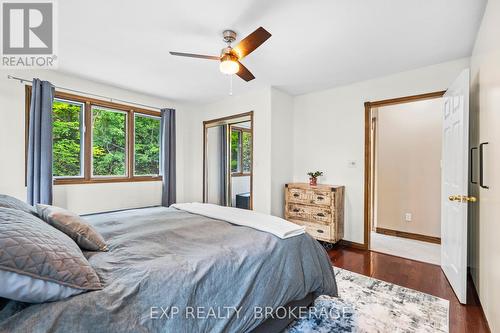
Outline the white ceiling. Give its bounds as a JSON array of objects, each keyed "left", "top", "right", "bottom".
[{"left": 57, "top": 0, "right": 486, "bottom": 103}]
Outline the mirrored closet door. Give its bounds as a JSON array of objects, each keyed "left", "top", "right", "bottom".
[{"left": 203, "top": 112, "right": 253, "bottom": 209}]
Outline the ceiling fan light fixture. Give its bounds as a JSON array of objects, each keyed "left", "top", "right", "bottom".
[
  {"left": 170, "top": 27, "right": 271, "bottom": 82},
  {"left": 219, "top": 53, "right": 239, "bottom": 75}
]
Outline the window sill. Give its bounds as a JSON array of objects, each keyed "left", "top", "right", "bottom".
[{"left": 54, "top": 176, "right": 162, "bottom": 185}]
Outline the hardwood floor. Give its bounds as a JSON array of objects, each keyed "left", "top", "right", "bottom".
[{"left": 328, "top": 245, "right": 490, "bottom": 333}]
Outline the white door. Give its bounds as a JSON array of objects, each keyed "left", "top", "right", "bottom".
[{"left": 441, "top": 69, "right": 470, "bottom": 304}]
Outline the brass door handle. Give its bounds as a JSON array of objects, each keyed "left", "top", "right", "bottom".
[
  {"left": 448, "top": 195, "right": 477, "bottom": 203},
  {"left": 463, "top": 196, "right": 477, "bottom": 202}
]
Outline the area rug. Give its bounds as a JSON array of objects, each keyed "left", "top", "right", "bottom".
[{"left": 285, "top": 267, "right": 449, "bottom": 333}]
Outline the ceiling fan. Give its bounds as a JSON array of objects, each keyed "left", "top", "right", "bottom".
[{"left": 169, "top": 27, "right": 271, "bottom": 82}]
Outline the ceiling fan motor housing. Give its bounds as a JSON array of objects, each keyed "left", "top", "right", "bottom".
[{"left": 222, "top": 30, "right": 237, "bottom": 44}]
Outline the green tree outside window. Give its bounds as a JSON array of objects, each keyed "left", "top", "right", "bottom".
[
  {"left": 52, "top": 99, "right": 83, "bottom": 177},
  {"left": 50, "top": 99, "right": 162, "bottom": 179},
  {"left": 230, "top": 128, "right": 252, "bottom": 175},
  {"left": 92, "top": 108, "right": 126, "bottom": 176},
  {"left": 134, "top": 115, "right": 160, "bottom": 175}
]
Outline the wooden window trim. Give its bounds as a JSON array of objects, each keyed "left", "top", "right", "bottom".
[
  {"left": 25, "top": 86, "right": 163, "bottom": 185},
  {"left": 133, "top": 113, "right": 162, "bottom": 177}
]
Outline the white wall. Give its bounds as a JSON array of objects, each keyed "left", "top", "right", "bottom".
[
  {"left": 0, "top": 69, "right": 182, "bottom": 214},
  {"left": 292, "top": 58, "right": 470, "bottom": 243},
  {"left": 53, "top": 182, "right": 163, "bottom": 214},
  {"left": 376, "top": 99, "right": 442, "bottom": 237},
  {"left": 181, "top": 86, "right": 273, "bottom": 214},
  {"left": 270, "top": 88, "right": 294, "bottom": 217},
  {"left": 469, "top": 0, "right": 500, "bottom": 330}
]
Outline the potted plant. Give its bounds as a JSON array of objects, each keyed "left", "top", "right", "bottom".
[{"left": 307, "top": 171, "right": 323, "bottom": 186}]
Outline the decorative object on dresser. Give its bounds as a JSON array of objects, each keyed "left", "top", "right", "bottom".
[
  {"left": 285, "top": 183, "right": 344, "bottom": 244},
  {"left": 306, "top": 171, "right": 323, "bottom": 186}
]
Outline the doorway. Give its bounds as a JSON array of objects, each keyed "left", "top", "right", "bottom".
[
  {"left": 365, "top": 91, "right": 445, "bottom": 264},
  {"left": 203, "top": 112, "right": 253, "bottom": 209}
]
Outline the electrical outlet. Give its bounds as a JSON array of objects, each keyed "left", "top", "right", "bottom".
[{"left": 404, "top": 213, "right": 412, "bottom": 222}]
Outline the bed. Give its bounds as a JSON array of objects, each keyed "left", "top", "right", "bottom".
[{"left": 0, "top": 206, "right": 337, "bottom": 332}]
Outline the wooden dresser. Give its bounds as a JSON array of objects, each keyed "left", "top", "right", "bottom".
[{"left": 284, "top": 183, "right": 344, "bottom": 244}]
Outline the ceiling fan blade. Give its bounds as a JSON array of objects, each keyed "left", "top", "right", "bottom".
[
  {"left": 233, "top": 27, "right": 271, "bottom": 59},
  {"left": 236, "top": 61, "right": 255, "bottom": 82},
  {"left": 169, "top": 52, "right": 220, "bottom": 60}
]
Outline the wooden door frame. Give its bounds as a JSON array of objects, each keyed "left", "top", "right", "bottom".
[
  {"left": 202, "top": 111, "right": 254, "bottom": 209},
  {"left": 363, "top": 91, "right": 446, "bottom": 249}
]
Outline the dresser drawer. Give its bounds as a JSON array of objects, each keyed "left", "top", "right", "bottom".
[
  {"left": 310, "top": 191, "right": 332, "bottom": 206},
  {"left": 286, "top": 204, "right": 332, "bottom": 224},
  {"left": 287, "top": 188, "right": 310, "bottom": 204},
  {"left": 287, "top": 188, "right": 332, "bottom": 206},
  {"left": 310, "top": 206, "right": 333, "bottom": 224},
  {"left": 287, "top": 203, "right": 310, "bottom": 220},
  {"left": 305, "top": 223, "right": 331, "bottom": 240}
]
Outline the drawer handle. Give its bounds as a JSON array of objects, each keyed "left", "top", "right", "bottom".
[
  {"left": 293, "top": 193, "right": 300, "bottom": 198},
  {"left": 316, "top": 229, "right": 324, "bottom": 233},
  {"left": 316, "top": 196, "right": 324, "bottom": 200},
  {"left": 316, "top": 213, "right": 325, "bottom": 217},
  {"left": 292, "top": 208, "right": 300, "bottom": 212}
]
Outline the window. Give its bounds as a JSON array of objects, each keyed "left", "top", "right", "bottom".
[
  {"left": 25, "top": 87, "right": 163, "bottom": 184},
  {"left": 241, "top": 131, "right": 252, "bottom": 173},
  {"left": 92, "top": 107, "right": 127, "bottom": 177},
  {"left": 230, "top": 130, "right": 241, "bottom": 173},
  {"left": 230, "top": 127, "right": 252, "bottom": 176},
  {"left": 52, "top": 99, "right": 84, "bottom": 177},
  {"left": 134, "top": 114, "right": 160, "bottom": 176}
]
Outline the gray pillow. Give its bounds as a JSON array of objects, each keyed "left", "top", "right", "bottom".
[
  {"left": 36, "top": 205, "right": 108, "bottom": 252},
  {"left": 0, "top": 194, "right": 37, "bottom": 216},
  {"left": 0, "top": 208, "right": 102, "bottom": 303}
]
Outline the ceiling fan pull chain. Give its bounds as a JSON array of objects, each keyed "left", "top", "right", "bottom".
[{"left": 229, "top": 74, "right": 233, "bottom": 96}]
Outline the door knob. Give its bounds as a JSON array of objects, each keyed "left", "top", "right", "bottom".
[
  {"left": 462, "top": 196, "right": 477, "bottom": 203},
  {"left": 448, "top": 195, "right": 477, "bottom": 202}
]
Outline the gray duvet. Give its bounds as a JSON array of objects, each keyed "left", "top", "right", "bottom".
[{"left": 0, "top": 207, "right": 337, "bottom": 333}]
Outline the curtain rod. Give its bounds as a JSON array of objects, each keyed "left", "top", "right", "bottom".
[{"left": 7, "top": 75, "right": 164, "bottom": 111}]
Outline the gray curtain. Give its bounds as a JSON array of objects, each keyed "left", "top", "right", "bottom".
[
  {"left": 220, "top": 125, "right": 228, "bottom": 206},
  {"left": 27, "top": 79, "right": 54, "bottom": 205},
  {"left": 160, "top": 108, "right": 176, "bottom": 206}
]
